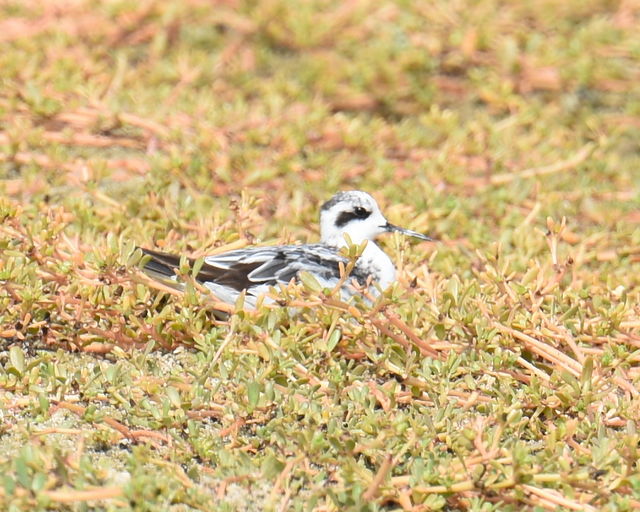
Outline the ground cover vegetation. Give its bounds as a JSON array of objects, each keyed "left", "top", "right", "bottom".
[{"left": 1, "top": 0, "right": 640, "bottom": 510}]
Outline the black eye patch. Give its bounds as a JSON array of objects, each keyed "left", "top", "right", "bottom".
[{"left": 335, "top": 207, "right": 371, "bottom": 227}]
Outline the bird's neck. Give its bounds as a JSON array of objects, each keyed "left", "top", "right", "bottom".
[{"left": 323, "top": 232, "right": 370, "bottom": 248}]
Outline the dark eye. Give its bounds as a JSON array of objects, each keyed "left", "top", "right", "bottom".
[{"left": 354, "top": 206, "right": 369, "bottom": 218}]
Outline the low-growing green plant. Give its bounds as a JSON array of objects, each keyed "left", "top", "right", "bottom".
[{"left": 1, "top": 0, "right": 639, "bottom": 510}]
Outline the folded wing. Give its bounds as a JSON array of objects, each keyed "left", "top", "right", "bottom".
[{"left": 140, "top": 245, "right": 350, "bottom": 293}]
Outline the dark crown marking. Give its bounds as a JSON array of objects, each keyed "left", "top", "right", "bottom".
[{"left": 321, "top": 192, "right": 351, "bottom": 212}]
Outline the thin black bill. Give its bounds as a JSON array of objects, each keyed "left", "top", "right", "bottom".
[{"left": 385, "top": 223, "right": 433, "bottom": 241}]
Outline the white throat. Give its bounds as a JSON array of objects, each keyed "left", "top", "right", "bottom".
[{"left": 322, "top": 231, "right": 370, "bottom": 248}]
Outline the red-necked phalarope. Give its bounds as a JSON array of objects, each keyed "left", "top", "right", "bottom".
[{"left": 140, "top": 191, "right": 431, "bottom": 308}]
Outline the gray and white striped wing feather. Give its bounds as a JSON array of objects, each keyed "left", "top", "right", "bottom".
[{"left": 201, "top": 245, "right": 357, "bottom": 306}]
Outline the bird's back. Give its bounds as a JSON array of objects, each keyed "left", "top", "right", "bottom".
[{"left": 139, "top": 244, "right": 376, "bottom": 306}]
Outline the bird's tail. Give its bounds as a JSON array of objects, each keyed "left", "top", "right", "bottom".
[
  {"left": 137, "top": 247, "right": 233, "bottom": 318},
  {"left": 138, "top": 247, "right": 187, "bottom": 287}
]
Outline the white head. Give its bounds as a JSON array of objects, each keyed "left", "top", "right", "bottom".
[{"left": 319, "top": 191, "right": 431, "bottom": 247}]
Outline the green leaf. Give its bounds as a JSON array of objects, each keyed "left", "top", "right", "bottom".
[
  {"left": 580, "top": 357, "right": 593, "bottom": 390},
  {"left": 191, "top": 257, "right": 205, "bottom": 278},
  {"left": 9, "top": 346, "right": 25, "bottom": 375},
  {"left": 38, "top": 394, "right": 50, "bottom": 414},
  {"left": 261, "top": 453, "right": 285, "bottom": 479},
  {"left": 247, "top": 381, "right": 260, "bottom": 411},
  {"left": 446, "top": 277, "right": 460, "bottom": 305},
  {"left": 31, "top": 472, "right": 46, "bottom": 492},
  {"left": 166, "top": 386, "right": 182, "bottom": 408},
  {"left": 298, "top": 271, "right": 322, "bottom": 292},
  {"left": 15, "top": 456, "right": 30, "bottom": 488},
  {"left": 3, "top": 475, "right": 15, "bottom": 496},
  {"left": 326, "top": 328, "right": 341, "bottom": 352}
]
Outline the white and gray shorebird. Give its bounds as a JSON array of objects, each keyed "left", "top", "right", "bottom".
[{"left": 140, "top": 191, "right": 431, "bottom": 308}]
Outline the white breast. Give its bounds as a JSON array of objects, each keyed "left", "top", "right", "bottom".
[{"left": 357, "top": 242, "right": 396, "bottom": 290}]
